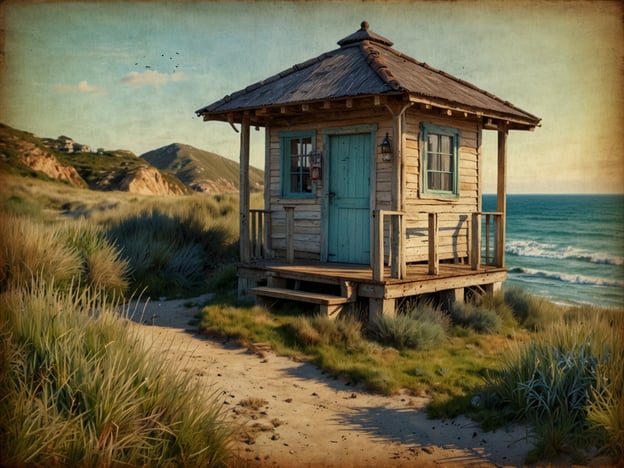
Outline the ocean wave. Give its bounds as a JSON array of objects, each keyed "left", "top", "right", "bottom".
[
  {"left": 510, "top": 267, "right": 624, "bottom": 288},
  {"left": 506, "top": 240, "right": 624, "bottom": 266}
]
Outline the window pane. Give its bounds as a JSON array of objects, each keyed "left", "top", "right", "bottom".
[
  {"left": 428, "top": 135, "right": 438, "bottom": 153},
  {"left": 440, "top": 154, "right": 451, "bottom": 172},
  {"left": 290, "top": 139, "right": 299, "bottom": 156},
  {"left": 424, "top": 129, "right": 456, "bottom": 193},
  {"left": 300, "top": 137, "right": 312, "bottom": 155},
  {"left": 440, "top": 135, "right": 451, "bottom": 154},
  {"left": 285, "top": 135, "right": 313, "bottom": 194}
]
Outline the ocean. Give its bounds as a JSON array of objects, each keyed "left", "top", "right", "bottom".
[{"left": 482, "top": 194, "right": 624, "bottom": 308}]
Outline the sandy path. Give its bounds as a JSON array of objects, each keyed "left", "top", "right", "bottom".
[{"left": 126, "top": 296, "right": 533, "bottom": 467}]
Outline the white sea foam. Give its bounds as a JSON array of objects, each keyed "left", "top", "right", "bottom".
[
  {"left": 506, "top": 240, "right": 624, "bottom": 266},
  {"left": 511, "top": 267, "right": 624, "bottom": 288}
]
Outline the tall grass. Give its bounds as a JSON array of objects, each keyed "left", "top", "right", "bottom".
[
  {"left": 65, "top": 220, "right": 130, "bottom": 297},
  {"left": 368, "top": 300, "right": 448, "bottom": 351},
  {"left": 481, "top": 311, "right": 624, "bottom": 461},
  {"left": 0, "top": 279, "right": 234, "bottom": 466},
  {"left": 0, "top": 213, "right": 82, "bottom": 292},
  {"left": 504, "top": 286, "right": 562, "bottom": 331},
  {"left": 0, "top": 214, "right": 129, "bottom": 297},
  {"left": 448, "top": 301, "right": 502, "bottom": 334},
  {"left": 1, "top": 176, "right": 250, "bottom": 298}
]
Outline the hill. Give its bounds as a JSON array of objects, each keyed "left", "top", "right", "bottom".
[
  {"left": 140, "top": 143, "right": 264, "bottom": 193},
  {"left": 0, "top": 123, "right": 188, "bottom": 196},
  {"left": 0, "top": 124, "right": 265, "bottom": 196}
]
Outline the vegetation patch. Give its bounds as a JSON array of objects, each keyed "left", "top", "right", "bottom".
[
  {"left": 0, "top": 279, "right": 234, "bottom": 466},
  {"left": 478, "top": 310, "right": 624, "bottom": 462},
  {"left": 199, "top": 290, "right": 624, "bottom": 463}
]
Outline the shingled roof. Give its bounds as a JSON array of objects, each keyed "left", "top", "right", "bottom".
[{"left": 196, "top": 21, "right": 540, "bottom": 129}]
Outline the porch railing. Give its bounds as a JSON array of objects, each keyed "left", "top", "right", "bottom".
[
  {"left": 245, "top": 208, "right": 504, "bottom": 275},
  {"left": 372, "top": 210, "right": 504, "bottom": 281},
  {"left": 372, "top": 210, "right": 405, "bottom": 281},
  {"left": 248, "top": 209, "right": 271, "bottom": 260},
  {"left": 471, "top": 211, "right": 504, "bottom": 268}
]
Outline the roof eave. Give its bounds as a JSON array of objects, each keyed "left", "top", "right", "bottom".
[
  {"left": 408, "top": 95, "right": 541, "bottom": 131},
  {"left": 196, "top": 91, "right": 406, "bottom": 124}
]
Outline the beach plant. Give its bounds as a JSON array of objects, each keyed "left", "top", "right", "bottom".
[
  {"left": 290, "top": 314, "right": 364, "bottom": 349},
  {"left": 480, "top": 313, "right": 623, "bottom": 461},
  {"left": 105, "top": 207, "right": 236, "bottom": 296},
  {"left": 64, "top": 220, "right": 130, "bottom": 297},
  {"left": 0, "top": 213, "right": 82, "bottom": 292},
  {"left": 473, "top": 289, "right": 516, "bottom": 327},
  {"left": 448, "top": 301, "right": 502, "bottom": 334},
  {"left": 368, "top": 311, "right": 446, "bottom": 351},
  {"left": 0, "top": 278, "right": 234, "bottom": 466},
  {"left": 503, "top": 286, "right": 561, "bottom": 330}
]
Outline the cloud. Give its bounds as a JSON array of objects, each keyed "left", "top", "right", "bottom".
[
  {"left": 55, "top": 80, "right": 106, "bottom": 95},
  {"left": 121, "top": 70, "right": 186, "bottom": 88}
]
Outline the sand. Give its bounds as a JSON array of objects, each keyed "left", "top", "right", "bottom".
[{"left": 126, "top": 295, "right": 535, "bottom": 467}]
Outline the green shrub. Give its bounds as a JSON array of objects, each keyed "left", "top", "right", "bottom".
[
  {"left": 0, "top": 279, "right": 233, "bottom": 466},
  {"left": 207, "top": 264, "right": 238, "bottom": 294},
  {"left": 368, "top": 313, "right": 445, "bottom": 350},
  {"left": 403, "top": 298, "right": 451, "bottom": 330},
  {"left": 504, "top": 287, "right": 561, "bottom": 331},
  {"left": 474, "top": 290, "right": 516, "bottom": 327},
  {"left": 106, "top": 209, "right": 235, "bottom": 296},
  {"left": 290, "top": 314, "right": 364, "bottom": 348},
  {"left": 449, "top": 302, "right": 502, "bottom": 334}
]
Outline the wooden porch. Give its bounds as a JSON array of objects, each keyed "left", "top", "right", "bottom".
[
  {"left": 240, "top": 208, "right": 507, "bottom": 318},
  {"left": 240, "top": 259, "right": 507, "bottom": 319}
]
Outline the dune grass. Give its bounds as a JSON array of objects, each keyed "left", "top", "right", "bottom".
[
  {"left": 479, "top": 308, "right": 624, "bottom": 462},
  {"left": 1, "top": 174, "right": 263, "bottom": 298},
  {"left": 0, "top": 279, "right": 234, "bottom": 467}
]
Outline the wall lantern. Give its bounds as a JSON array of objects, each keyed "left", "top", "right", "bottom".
[
  {"left": 379, "top": 132, "right": 392, "bottom": 161},
  {"left": 309, "top": 151, "right": 322, "bottom": 181}
]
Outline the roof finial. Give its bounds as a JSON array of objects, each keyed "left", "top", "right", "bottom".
[{"left": 337, "top": 21, "right": 394, "bottom": 47}]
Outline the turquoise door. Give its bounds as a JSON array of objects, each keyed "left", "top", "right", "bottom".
[{"left": 327, "top": 133, "right": 371, "bottom": 264}]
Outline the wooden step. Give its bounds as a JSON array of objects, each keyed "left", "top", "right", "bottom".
[
  {"left": 250, "top": 287, "right": 349, "bottom": 305},
  {"left": 250, "top": 286, "right": 350, "bottom": 318}
]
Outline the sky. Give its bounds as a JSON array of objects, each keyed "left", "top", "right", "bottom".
[{"left": 1, "top": 0, "right": 622, "bottom": 194}]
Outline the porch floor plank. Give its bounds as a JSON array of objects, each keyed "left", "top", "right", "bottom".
[{"left": 241, "top": 260, "right": 506, "bottom": 285}]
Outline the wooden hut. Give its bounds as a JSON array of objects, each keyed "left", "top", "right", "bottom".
[{"left": 196, "top": 21, "right": 540, "bottom": 318}]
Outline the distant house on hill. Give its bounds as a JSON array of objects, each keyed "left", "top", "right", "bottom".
[
  {"left": 56, "top": 135, "right": 90, "bottom": 153},
  {"left": 195, "top": 21, "right": 540, "bottom": 318}
]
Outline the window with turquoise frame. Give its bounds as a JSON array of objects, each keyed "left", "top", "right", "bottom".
[
  {"left": 421, "top": 123, "right": 460, "bottom": 196},
  {"left": 280, "top": 130, "right": 316, "bottom": 197}
]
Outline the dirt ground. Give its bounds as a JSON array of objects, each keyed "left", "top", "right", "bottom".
[{"left": 126, "top": 295, "right": 537, "bottom": 467}]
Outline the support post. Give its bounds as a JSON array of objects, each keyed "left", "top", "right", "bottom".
[
  {"left": 471, "top": 212, "right": 481, "bottom": 270},
  {"left": 285, "top": 206, "right": 295, "bottom": 263},
  {"left": 441, "top": 288, "right": 464, "bottom": 309},
  {"left": 385, "top": 100, "right": 412, "bottom": 279},
  {"left": 240, "top": 113, "right": 251, "bottom": 263},
  {"left": 368, "top": 297, "right": 396, "bottom": 322},
  {"left": 428, "top": 212, "right": 439, "bottom": 275},
  {"left": 372, "top": 210, "right": 384, "bottom": 281},
  {"left": 496, "top": 128, "right": 508, "bottom": 267},
  {"left": 263, "top": 126, "right": 272, "bottom": 258}
]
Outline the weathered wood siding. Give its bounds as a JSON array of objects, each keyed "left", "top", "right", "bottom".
[
  {"left": 267, "top": 109, "right": 387, "bottom": 259},
  {"left": 265, "top": 107, "right": 481, "bottom": 263},
  {"left": 403, "top": 110, "right": 481, "bottom": 263}
]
